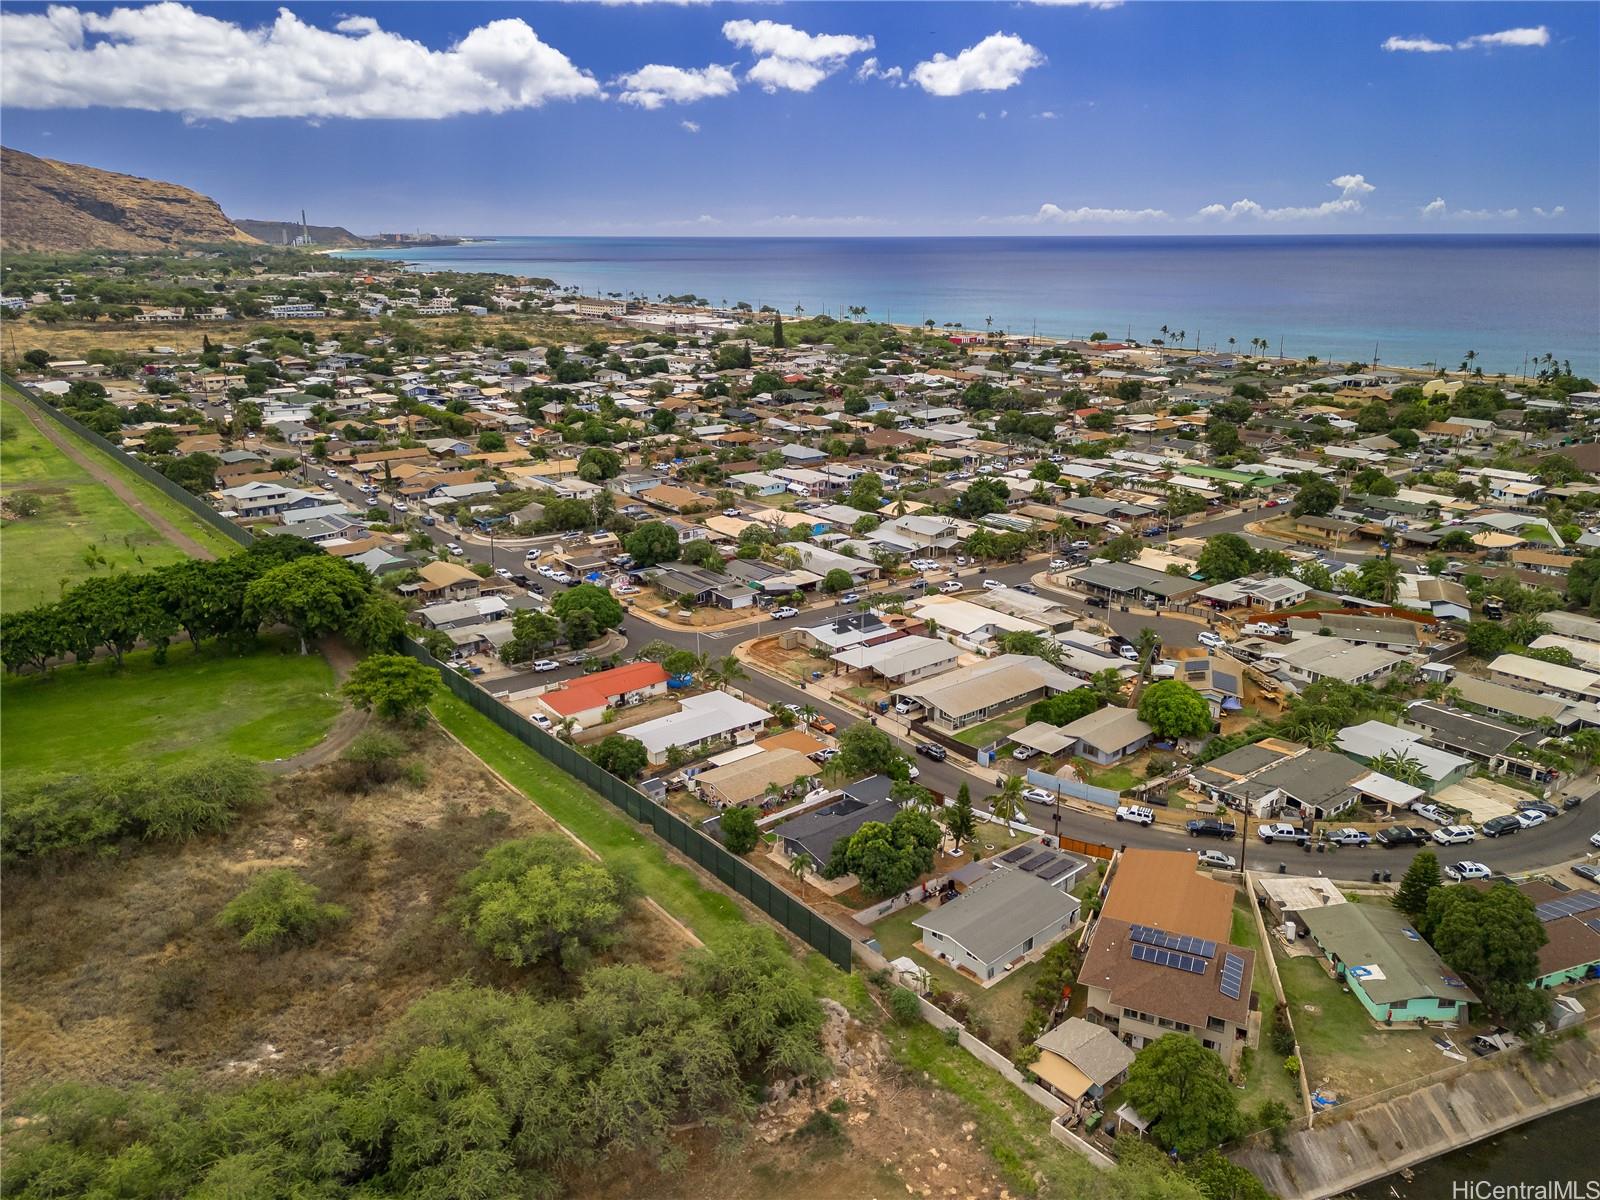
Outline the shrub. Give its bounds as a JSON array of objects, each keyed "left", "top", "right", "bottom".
[
  {"left": 720, "top": 805, "right": 759, "bottom": 854},
  {"left": 1269, "top": 1004, "right": 1297, "bottom": 1057},
  {"left": 329, "top": 729, "right": 410, "bottom": 793},
  {"left": 889, "top": 986, "right": 921, "bottom": 1025},
  {"left": 453, "top": 835, "right": 634, "bottom": 972},
  {"left": 2, "top": 754, "right": 264, "bottom": 864},
  {"left": 217, "top": 869, "right": 348, "bottom": 952}
]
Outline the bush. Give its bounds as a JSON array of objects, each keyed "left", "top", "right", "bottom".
[
  {"left": 2, "top": 754, "right": 264, "bottom": 864},
  {"left": 329, "top": 729, "right": 411, "bottom": 793},
  {"left": 453, "top": 835, "right": 635, "bottom": 972},
  {"left": 720, "top": 805, "right": 759, "bottom": 854},
  {"left": 1269, "top": 1004, "right": 1297, "bottom": 1057},
  {"left": 889, "top": 986, "right": 921, "bottom": 1025},
  {"left": 217, "top": 869, "right": 348, "bottom": 952}
]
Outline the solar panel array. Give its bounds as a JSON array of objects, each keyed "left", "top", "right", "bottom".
[
  {"left": 1219, "top": 952, "right": 1246, "bottom": 1001},
  {"left": 1020, "top": 852, "right": 1055, "bottom": 872},
  {"left": 1037, "top": 860, "right": 1073, "bottom": 883},
  {"left": 1129, "top": 923, "right": 1218, "bottom": 959},
  {"left": 1131, "top": 942, "right": 1207, "bottom": 974},
  {"left": 1534, "top": 891, "right": 1600, "bottom": 922},
  {"left": 1588, "top": 918, "right": 1600, "bottom": 936},
  {"left": 999, "top": 846, "right": 1034, "bottom": 865}
]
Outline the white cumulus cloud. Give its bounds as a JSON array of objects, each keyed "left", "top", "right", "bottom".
[
  {"left": 1383, "top": 35, "right": 1453, "bottom": 53},
  {"left": 1032, "top": 203, "right": 1169, "bottom": 224},
  {"left": 723, "top": 19, "right": 873, "bottom": 93},
  {"left": 1196, "top": 175, "right": 1374, "bottom": 222},
  {"left": 1420, "top": 197, "right": 1521, "bottom": 220},
  {"left": 856, "top": 56, "right": 903, "bottom": 83},
  {"left": 1384, "top": 25, "right": 1550, "bottom": 53},
  {"left": 0, "top": 3, "right": 600, "bottom": 119},
  {"left": 911, "top": 32, "right": 1045, "bottom": 96},
  {"left": 680, "top": 119, "right": 700, "bottom": 133},
  {"left": 1534, "top": 206, "right": 1567, "bottom": 219},
  {"left": 614, "top": 63, "right": 738, "bottom": 109},
  {"left": 1458, "top": 26, "right": 1550, "bottom": 48}
]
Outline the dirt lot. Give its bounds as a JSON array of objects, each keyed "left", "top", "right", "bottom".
[{"left": 0, "top": 728, "right": 686, "bottom": 1095}]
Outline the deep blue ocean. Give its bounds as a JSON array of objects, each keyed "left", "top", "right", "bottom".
[{"left": 338, "top": 235, "right": 1600, "bottom": 378}]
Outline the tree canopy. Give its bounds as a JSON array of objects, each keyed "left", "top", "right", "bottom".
[
  {"left": 1137, "top": 680, "right": 1212, "bottom": 740},
  {"left": 625, "top": 521, "right": 681, "bottom": 568},
  {"left": 1123, "top": 1033, "right": 1243, "bottom": 1156},
  {"left": 824, "top": 808, "right": 942, "bottom": 898},
  {"left": 342, "top": 653, "right": 441, "bottom": 723}
]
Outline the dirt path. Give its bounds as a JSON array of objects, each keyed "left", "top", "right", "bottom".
[
  {"left": 266, "top": 638, "right": 370, "bottom": 775},
  {"left": 13, "top": 395, "right": 216, "bottom": 561}
]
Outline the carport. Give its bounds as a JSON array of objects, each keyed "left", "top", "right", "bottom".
[{"left": 1008, "top": 721, "right": 1078, "bottom": 756}]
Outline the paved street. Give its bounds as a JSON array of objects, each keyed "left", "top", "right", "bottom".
[{"left": 297, "top": 466, "right": 1598, "bottom": 883}]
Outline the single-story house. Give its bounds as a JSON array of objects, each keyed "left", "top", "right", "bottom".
[
  {"left": 913, "top": 868, "right": 1080, "bottom": 984},
  {"left": 1299, "top": 903, "right": 1478, "bottom": 1024},
  {"left": 1068, "top": 561, "right": 1205, "bottom": 607},
  {"left": 534, "top": 661, "right": 669, "bottom": 730},
  {"left": 400, "top": 559, "right": 483, "bottom": 602},
  {"left": 626, "top": 690, "right": 770, "bottom": 765},
  {"left": 1057, "top": 706, "right": 1154, "bottom": 765},
  {"left": 893, "top": 654, "right": 1080, "bottom": 733},
  {"left": 1334, "top": 721, "right": 1475, "bottom": 794},
  {"left": 695, "top": 748, "right": 817, "bottom": 809},
  {"left": 1031, "top": 1018, "right": 1135, "bottom": 1108},
  {"left": 777, "top": 774, "right": 899, "bottom": 866},
  {"left": 830, "top": 635, "right": 961, "bottom": 685},
  {"left": 414, "top": 595, "right": 509, "bottom": 630}
]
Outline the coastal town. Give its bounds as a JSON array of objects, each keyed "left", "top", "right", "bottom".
[{"left": 4, "top": 239, "right": 1600, "bottom": 1199}]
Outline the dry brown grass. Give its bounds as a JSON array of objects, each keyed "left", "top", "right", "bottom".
[{"left": 0, "top": 727, "right": 683, "bottom": 1096}]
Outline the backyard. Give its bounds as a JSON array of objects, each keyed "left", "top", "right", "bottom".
[
  {"left": 0, "top": 390, "right": 237, "bottom": 611},
  {"left": 870, "top": 901, "right": 1041, "bottom": 1049},
  {"left": 1229, "top": 903, "right": 1304, "bottom": 1120},
  {"left": 1276, "top": 947, "right": 1453, "bottom": 1098},
  {"left": 2, "top": 636, "right": 342, "bottom": 774},
  {"left": 953, "top": 704, "right": 1033, "bottom": 749}
]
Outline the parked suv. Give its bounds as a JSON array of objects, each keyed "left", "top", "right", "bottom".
[
  {"left": 1481, "top": 814, "right": 1524, "bottom": 838},
  {"left": 914, "top": 743, "right": 946, "bottom": 762},
  {"left": 1116, "top": 805, "right": 1155, "bottom": 826},
  {"left": 1187, "top": 818, "right": 1237, "bottom": 840}
]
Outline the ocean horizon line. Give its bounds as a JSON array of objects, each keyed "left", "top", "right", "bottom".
[{"left": 355, "top": 231, "right": 1600, "bottom": 244}]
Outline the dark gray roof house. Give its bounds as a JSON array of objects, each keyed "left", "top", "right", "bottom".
[{"left": 778, "top": 775, "right": 898, "bottom": 866}]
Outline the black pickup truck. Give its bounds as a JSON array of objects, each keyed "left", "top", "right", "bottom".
[
  {"left": 1186, "top": 818, "right": 1238, "bottom": 840},
  {"left": 1376, "top": 825, "right": 1432, "bottom": 847}
]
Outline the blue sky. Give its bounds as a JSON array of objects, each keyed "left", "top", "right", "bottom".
[{"left": 1, "top": 1, "right": 1594, "bottom": 235}]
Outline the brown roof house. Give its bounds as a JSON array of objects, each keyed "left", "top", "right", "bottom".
[{"left": 1079, "top": 850, "right": 1256, "bottom": 1067}]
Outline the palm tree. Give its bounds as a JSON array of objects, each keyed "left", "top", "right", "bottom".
[
  {"left": 714, "top": 653, "right": 748, "bottom": 693},
  {"left": 799, "top": 703, "right": 819, "bottom": 729},
  {"left": 1372, "top": 749, "right": 1425, "bottom": 788},
  {"left": 790, "top": 852, "right": 814, "bottom": 881},
  {"left": 990, "top": 775, "right": 1025, "bottom": 829},
  {"left": 1300, "top": 721, "right": 1337, "bottom": 750},
  {"left": 1129, "top": 628, "right": 1162, "bottom": 704},
  {"left": 556, "top": 717, "right": 578, "bottom": 744}
]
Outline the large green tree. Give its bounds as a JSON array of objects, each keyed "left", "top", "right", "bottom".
[
  {"left": 1137, "top": 680, "right": 1213, "bottom": 741},
  {"left": 835, "top": 723, "right": 901, "bottom": 780},
  {"left": 720, "top": 805, "right": 759, "bottom": 854},
  {"left": 552, "top": 583, "right": 624, "bottom": 633},
  {"left": 625, "top": 521, "right": 681, "bottom": 568},
  {"left": 1393, "top": 850, "right": 1441, "bottom": 920},
  {"left": 342, "top": 653, "right": 440, "bottom": 723},
  {"left": 589, "top": 733, "right": 648, "bottom": 780},
  {"left": 1424, "top": 883, "right": 1550, "bottom": 1033},
  {"left": 244, "top": 554, "right": 371, "bottom": 654},
  {"left": 1196, "top": 533, "right": 1256, "bottom": 583},
  {"left": 1291, "top": 478, "right": 1340, "bottom": 518},
  {"left": 1122, "top": 1033, "right": 1243, "bottom": 1156},
  {"left": 826, "top": 809, "right": 942, "bottom": 898}
]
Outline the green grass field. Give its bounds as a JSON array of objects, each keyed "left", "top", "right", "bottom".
[
  {"left": 2, "top": 637, "right": 340, "bottom": 774},
  {"left": 953, "top": 705, "right": 1033, "bottom": 748},
  {"left": 0, "top": 389, "right": 236, "bottom": 612}
]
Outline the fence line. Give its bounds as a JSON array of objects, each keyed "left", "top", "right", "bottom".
[
  {"left": 8, "top": 375, "right": 853, "bottom": 972},
  {"left": 6, "top": 374, "right": 254, "bottom": 549}
]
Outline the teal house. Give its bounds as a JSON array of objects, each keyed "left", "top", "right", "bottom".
[{"left": 1300, "top": 904, "right": 1478, "bottom": 1024}]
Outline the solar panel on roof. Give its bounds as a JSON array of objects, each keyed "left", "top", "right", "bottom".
[
  {"left": 999, "top": 846, "right": 1033, "bottom": 865},
  {"left": 1131, "top": 942, "right": 1207, "bottom": 974},
  {"left": 1535, "top": 891, "right": 1600, "bottom": 921},
  {"left": 1037, "top": 861, "right": 1072, "bottom": 883},
  {"left": 1129, "top": 924, "right": 1217, "bottom": 958},
  {"left": 1587, "top": 918, "right": 1600, "bottom": 936},
  {"left": 1020, "top": 852, "right": 1055, "bottom": 873},
  {"left": 1219, "top": 952, "right": 1246, "bottom": 1001}
]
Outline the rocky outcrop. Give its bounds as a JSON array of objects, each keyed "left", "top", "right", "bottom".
[{"left": 1, "top": 147, "right": 260, "bottom": 253}]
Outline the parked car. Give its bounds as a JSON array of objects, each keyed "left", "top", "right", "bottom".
[
  {"left": 1241, "top": 622, "right": 1283, "bottom": 637},
  {"left": 908, "top": 558, "right": 936, "bottom": 571},
  {"left": 810, "top": 747, "right": 840, "bottom": 763},
  {"left": 982, "top": 579, "right": 1006, "bottom": 591},
  {"left": 1187, "top": 818, "right": 1237, "bottom": 840},
  {"left": 1118, "top": 645, "right": 1140, "bottom": 662},
  {"left": 915, "top": 743, "right": 946, "bottom": 761},
  {"left": 1011, "top": 745, "right": 1041, "bottom": 761},
  {"left": 1086, "top": 596, "right": 1109, "bottom": 608},
  {"left": 1015, "top": 583, "right": 1039, "bottom": 595},
  {"left": 1432, "top": 824, "right": 1477, "bottom": 845},
  {"left": 1515, "top": 809, "right": 1549, "bottom": 829},
  {"left": 1376, "top": 825, "right": 1431, "bottom": 847},
  {"left": 839, "top": 592, "right": 860, "bottom": 605},
  {"left": 894, "top": 698, "right": 916, "bottom": 715},
  {"left": 1050, "top": 559, "right": 1073, "bottom": 570},
  {"left": 530, "top": 713, "right": 552, "bottom": 730},
  {"left": 1411, "top": 803, "right": 1453, "bottom": 825},
  {"left": 721, "top": 508, "right": 741, "bottom": 517},
  {"left": 939, "top": 580, "right": 964, "bottom": 594},
  {"left": 1572, "top": 863, "right": 1600, "bottom": 884},
  {"left": 1326, "top": 828, "right": 1371, "bottom": 847},
  {"left": 1070, "top": 540, "right": 1091, "bottom": 551},
  {"left": 1116, "top": 805, "right": 1155, "bottom": 826},
  {"left": 809, "top": 715, "right": 837, "bottom": 735},
  {"left": 1197, "top": 631, "right": 1226, "bottom": 650},
  {"left": 446, "top": 543, "right": 463, "bottom": 555},
  {"left": 1023, "top": 787, "right": 1054, "bottom": 804},
  {"left": 1482, "top": 814, "right": 1523, "bottom": 838},
  {"left": 1592, "top": 830, "right": 1600, "bottom": 848},
  {"left": 1196, "top": 849, "right": 1238, "bottom": 870},
  {"left": 1445, "top": 860, "right": 1493, "bottom": 882},
  {"left": 531, "top": 659, "right": 560, "bottom": 672},
  {"left": 1258, "top": 822, "right": 1309, "bottom": 845},
  {"left": 1515, "top": 800, "right": 1559, "bottom": 818},
  {"left": 771, "top": 606, "right": 799, "bottom": 619}
]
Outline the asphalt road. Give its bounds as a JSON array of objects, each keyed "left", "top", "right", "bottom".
[{"left": 293, "top": 466, "right": 1598, "bottom": 882}]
